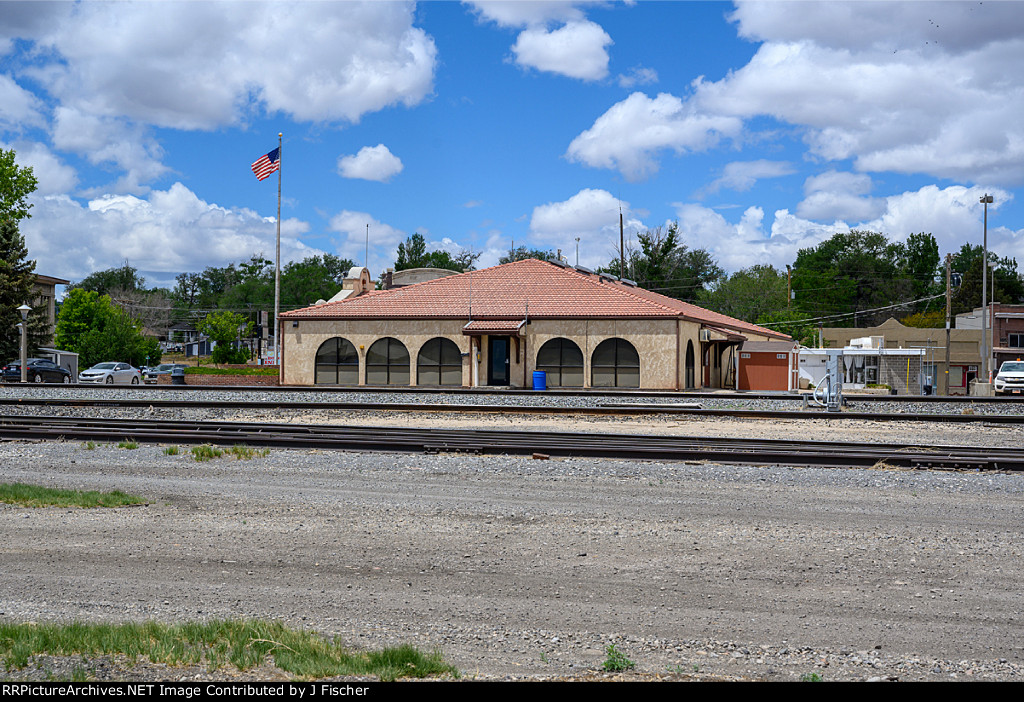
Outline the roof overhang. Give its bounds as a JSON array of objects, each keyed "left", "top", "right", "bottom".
[
  {"left": 462, "top": 319, "right": 526, "bottom": 336},
  {"left": 702, "top": 324, "right": 746, "bottom": 343}
]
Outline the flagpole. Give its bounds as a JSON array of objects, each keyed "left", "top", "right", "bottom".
[{"left": 274, "top": 132, "right": 282, "bottom": 371}]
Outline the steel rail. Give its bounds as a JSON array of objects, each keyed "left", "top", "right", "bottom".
[
  {"left": 0, "top": 414, "right": 1018, "bottom": 471},
  {"left": 5, "top": 382, "right": 1024, "bottom": 403},
  {"left": 1, "top": 396, "right": 1023, "bottom": 424}
]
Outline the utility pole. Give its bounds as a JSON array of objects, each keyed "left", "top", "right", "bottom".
[
  {"left": 944, "top": 253, "right": 952, "bottom": 396},
  {"left": 981, "top": 193, "right": 993, "bottom": 384}
]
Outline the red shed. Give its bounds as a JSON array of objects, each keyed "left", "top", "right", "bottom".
[{"left": 738, "top": 341, "right": 799, "bottom": 392}]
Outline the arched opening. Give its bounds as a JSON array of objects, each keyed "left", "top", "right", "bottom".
[
  {"left": 536, "top": 338, "right": 584, "bottom": 387},
  {"left": 591, "top": 338, "right": 640, "bottom": 388},
  {"left": 685, "top": 340, "right": 695, "bottom": 389},
  {"left": 365, "top": 337, "right": 410, "bottom": 385},
  {"left": 417, "top": 337, "right": 463, "bottom": 386},
  {"left": 315, "top": 337, "right": 359, "bottom": 385}
]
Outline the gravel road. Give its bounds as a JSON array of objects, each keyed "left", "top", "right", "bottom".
[{"left": 2, "top": 396, "right": 1024, "bottom": 682}]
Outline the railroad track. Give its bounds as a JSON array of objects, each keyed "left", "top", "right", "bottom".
[
  {"left": 0, "top": 414, "right": 1018, "bottom": 471},
  {"left": 2, "top": 396, "right": 1024, "bottom": 423}
]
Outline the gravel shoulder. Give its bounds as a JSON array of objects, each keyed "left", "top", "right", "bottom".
[{"left": 2, "top": 403, "right": 1024, "bottom": 682}]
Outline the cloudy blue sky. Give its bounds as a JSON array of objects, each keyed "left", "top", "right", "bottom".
[{"left": 2, "top": 0, "right": 1023, "bottom": 292}]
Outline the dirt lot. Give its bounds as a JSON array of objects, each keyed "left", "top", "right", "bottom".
[{"left": 1, "top": 412, "right": 1023, "bottom": 681}]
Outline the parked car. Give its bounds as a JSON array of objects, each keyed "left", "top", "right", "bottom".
[
  {"left": 78, "top": 362, "right": 142, "bottom": 385},
  {"left": 142, "top": 363, "right": 186, "bottom": 384},
  {"left": 994, "top": 361, "right": 1024, "bottom": 395},
  {"left": 1, "top": 358, "right": 73, "bottom": 384}
]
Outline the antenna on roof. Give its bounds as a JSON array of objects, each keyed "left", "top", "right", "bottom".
[
  {"left": 365, "top": 223, "right": 369, "bottom": 268},
  {"left": 619, "top": 202, "right": 625, "bottom": 279}
]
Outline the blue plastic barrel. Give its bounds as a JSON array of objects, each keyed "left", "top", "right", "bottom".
[{"left": 532, "top": 370, "right": 547, "bottom": 391}]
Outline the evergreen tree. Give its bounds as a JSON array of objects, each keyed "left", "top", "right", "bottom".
[{"left": 0, "top": 219, "right": 47, "bottom": 362}]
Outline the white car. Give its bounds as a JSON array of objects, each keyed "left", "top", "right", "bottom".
[
  {"left": 994, "top": 361, "right": 1024, "bottom": 396},
  {"left": 78, "top": 362, "right": 142, "bottom": 385}
]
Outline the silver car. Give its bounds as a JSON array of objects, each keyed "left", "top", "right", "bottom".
[{"left": 78, "top": 362, "right": 142, "bottom": 385}]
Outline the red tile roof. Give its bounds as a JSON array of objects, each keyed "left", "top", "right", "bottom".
[{"left": 283, "top": 259, "right": 789, "bottom": 340}]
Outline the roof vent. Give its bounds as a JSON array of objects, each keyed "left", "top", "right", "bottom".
[
  {"left": 599, "top": 273, "right": 619, "bottom": 282},
  {"left": 574, "top": 265, "right": 593, "bottom": 274},
  {"left": 547, "top": 258, "right": 568, "bottom": 268},
  {"left": 620, "top": 277, "right": 637, "bottom": 287}
]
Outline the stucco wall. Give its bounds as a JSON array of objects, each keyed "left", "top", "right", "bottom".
[
  {"left": 283, "top": 317, "right": 687, "bottom": 389},
  {"left": 282, "top": 319, "right": 473, "bottom": 386}
]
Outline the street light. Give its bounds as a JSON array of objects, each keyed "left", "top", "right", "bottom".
[
  {"left": 980, "top": 194, "right": 994, "bottom": 384},
  {"left": 17, "top": 303, "right": 30, "bottom": 383}
]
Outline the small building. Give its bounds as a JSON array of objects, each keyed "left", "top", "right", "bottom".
[
  {"left": 956, "top": 304, "right": 1024, "bottom": 374},
  {"left": 279, "top": 258, "right": 791, "bottom": 389},
  {"left": 822, "top": 318, "right": 982, "bottom": 395},
  {"left": 33, "top": 273, "right": 69, "bottom": 345},
  {"left": 737, "top": 340, "right": 800, "bottom": 392},
  {"left": 800, "top": 336, "right": 928, "bottom": 394}
]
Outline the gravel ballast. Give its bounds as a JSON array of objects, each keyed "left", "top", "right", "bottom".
[{"left": 1, "top": 386, "right": 1023, "bottom": 681}]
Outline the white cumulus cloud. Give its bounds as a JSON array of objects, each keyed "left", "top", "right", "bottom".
[
  {"left": 329, "top": 210, "right": 407, "bottom": 274},
  {"left": 529, "top": 188, "right": 645, "bottom": 268},
  {"left": 512, "top": 20, "right": 612, "bottom": 81},
  {"left": 469, "top": 1, "right": 613, "bottom": 82},
  {"left": 338, "top": 145, "right": 404, "bottom": 182},
  {"left": 567, "top": 92, "right": 742, "bottom": 181},
  {"left": 796, "top": 171, "right": 884, "bottom": 222},
  {"left": 22, "top": 183, "right": 315, "bottom": 284},
  {"left": 700, "top": 160, "right": 796, "bottom": 197}
]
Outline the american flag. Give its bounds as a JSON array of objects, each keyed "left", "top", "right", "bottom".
[{"left": 251, "top": 147, "right": 280, "bottom": 181}]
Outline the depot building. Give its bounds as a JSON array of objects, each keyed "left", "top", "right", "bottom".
[{"left": 279, "top": 258, "right": 791, "bottom": 390}]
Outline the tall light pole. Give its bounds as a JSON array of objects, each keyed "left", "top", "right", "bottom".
[
  {"left": 17, "top": 303, "right": 30, "bottom": 383},
  {"left": 575, "top": 237, "right": 580, "bottom": 266},
  {"left": 980, "top": 194, "right": 993, "bottom": 383}
]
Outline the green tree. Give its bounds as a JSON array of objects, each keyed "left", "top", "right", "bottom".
[
  {"left": 197, "top": 310, "right": 253, "bottom": 364},
  {"left": 600, "top": 222, "right": 722, "bottom": 303},
  {"left": 394, "top": 233, "right": 469, "bottom": 272},
  {"left": 54, "top": 289, "right": 156, "bottom": 367},
  {"left": 950, "top": 243, "right": 1024, "bottom": 315},
  {"left": 901, "top": 310, "right": 946, "bottom": 328},
  {"left": 0, "top": 219, "right": 47, "bottom": 362},
  {"left": 71, "top": 263, "right": 146, "bottom": 295},
  {"left": 698, "top": 265, "right": 789, "bottom": 323},
  {"left": 755, "top": 309, "right": 817, "bottom": 347},
  {"left": 500, "top": 246, "right": 554, "bottom": 264},
  {"left": 0, "top": 148, "right": 38, "bottom": 225},
  {"left": 791, "top": 230, "right": 926, "bottom": 326},
  {"left": 280, "top": 254, "right": 355, "bottom": 308},
  {"left": 0, "top": 150, "right": 44, "bottom": 362}
]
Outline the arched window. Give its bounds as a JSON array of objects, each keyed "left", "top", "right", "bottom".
[
  {"left": 536, "top": 338, "right": 584, "bottom": 387},
  {"left": 591, "top": 338, "right": 640, "bottom": 388},
  {"left": 365, "top": 337, "right": 410, "bottom": 385},
  {"left": 417, "top": 337, "right": 463, "bottom": 386},
  {"left": 315, "top": 337, "right": 359, "bottom": 385}
]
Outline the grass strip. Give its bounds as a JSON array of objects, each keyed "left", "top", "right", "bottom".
[
  {"left": 0, "top": 620, "right": 457, "bottom": 681},
  {"left": 0, "top": 483, "right": 146, "bottom": 508}
]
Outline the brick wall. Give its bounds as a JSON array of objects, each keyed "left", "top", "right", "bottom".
[{"left": 157, "top": 371, "right": 280, "bottom": 386}]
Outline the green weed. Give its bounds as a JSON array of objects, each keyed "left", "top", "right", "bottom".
[
  {"left": 163, "top": 446, "right": 180, "bottom": 456},
  {"left": 0, "top": 483, "right": 146, "bottom": 508},
  {"left": 0, "top": 620, "right": 458, "bottom": 681},
  {"left": 191, "top": 445, "right": 224, "bottom": 462},
  {"left": 81, "top": 441, "right": 97, "bottom": 451},
  {"left": 117, "top": 440, "right": 139, "bottom": 450},
  {"left": 602, "top": 644, "right": 635, "bottom": 672},
  {"left": 801, "top": 672, "right": 823, "bottom": 682}
]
